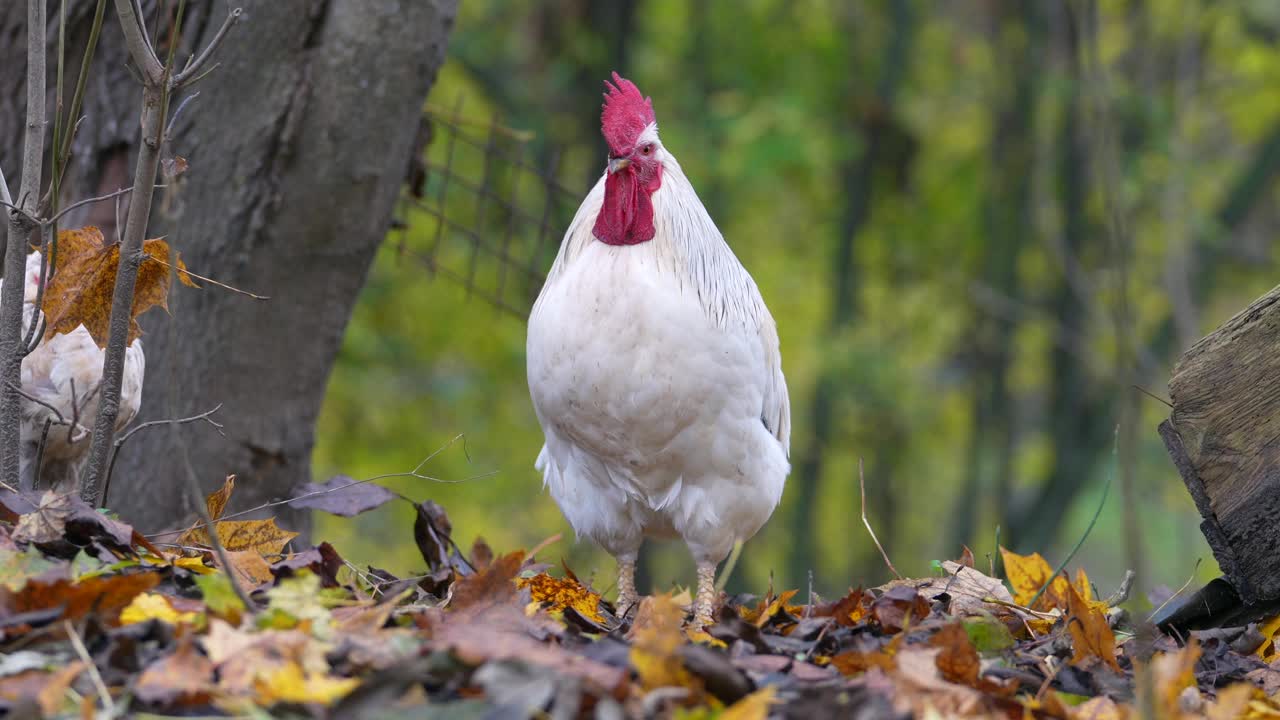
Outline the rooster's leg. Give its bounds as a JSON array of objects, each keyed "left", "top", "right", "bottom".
[
  {"left": 616, "top": 555, "right": 638, "bottom": 617},
  {"left": 693, "top": 561, "right": 717, "bottom": 627}
]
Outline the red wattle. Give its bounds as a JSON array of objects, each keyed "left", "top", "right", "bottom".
[{"left": 593, "top": 166, "right": 661, "bottom": 246}]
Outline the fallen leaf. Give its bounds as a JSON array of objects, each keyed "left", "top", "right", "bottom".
[
  {"left": 740, "top": 588, "right": 799, "bottom": 628},
  {"left": 630, "top": 594, "right": 698, "bottom": 692},
  {"left": 0, "top": 546, "right": 65, "bottom": 590},
  {"left": 173, "top": 555, "right": 214, "bottom": 575},
  {"left": 721, "top": 685, "right": 777, "bottom": 720},
  {"left": 12, "top": 491, "right": 77, "bottom": 544},
  {"left": 517, "top": 571, "right": 605, "bottom": 624},
  {"left": 196, "top": 573, "right": 246, "bottom": 624},
  {"left": 220, "top": 549, "right": 275, "bottom": 589},
  {"left": 181, "top": 517, "right": 298, "bottom": 556},
  {"left": 4, "top": 571, "right": 160, "bottom": 624},
  {"left": 252, "top": 661, "right": 359, "bottom": 706},
  {"left": 450, "top": 551, "right": 524, "bottom": 613},
  {"left": 931, "top": 622, "right": 980, "bottom": 686},
  {"left": 120, "top": 592, "right": 201, "bottom": 625},
  {"left": 1070, "top": 695, "right": 1124, "bottom": 720},
  {"left": 135, "top": 634, "right": 214, "bottom": 705},
  {"left": 1000, "top": 547, "right": 1069, "bottom": 612},
  {"left": 1066, "top": 581, "right": 1120, "bottom": 671},
  {"left": 872, "top": 585, "right": 931, "bottom": 633},
  {"left": 919, "top": 561, "right": 1018, "bottom": 618},
  {"left": 413, "top": 500, "right": 455, "bottom": 571},
  {"left": 287, "top": 476, "right": 397, "bottom": 517}
]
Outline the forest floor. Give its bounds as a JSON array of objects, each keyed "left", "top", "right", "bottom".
[{"left": 1, "top": 475, "right": 1278, "bottom": 719}]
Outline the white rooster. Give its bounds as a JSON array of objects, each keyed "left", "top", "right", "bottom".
[
  {"left": 3, "top": 251, "right": 145, "bottom": 493},
  {"left": 527, "top": 73, "right": 790, "bottom": 625}
]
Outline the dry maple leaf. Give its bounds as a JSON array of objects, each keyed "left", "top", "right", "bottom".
[
  {"left": 205, "top": 475, "right": 236, "bottom": 521},
  {"left": 1000, "top": 546, "right": 1070, "bottom": 612},
  {"left": 135, "top": 634, "right": 214, "bottom": 706},
  {"left": 180, "top": 518, "right": 298, "bottom": 556},
  {"left": 40, "top": 226, "right": 196, "bottom": 347},
  {"left": 449, "top": 550, "right": 525, "bottom": 613},
  {"left": 1066, "top": 581, "right": 1120, "bottom": 671},
  {"left": 516, "top": 571, "right": 605, "bottom": 623},
  {"left": 931, "top": 622, "right": 980, "bottom": 686}
]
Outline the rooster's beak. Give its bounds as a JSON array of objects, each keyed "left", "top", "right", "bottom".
[{"left": 608, "top": 157, "right": 631, "bottom": 174}]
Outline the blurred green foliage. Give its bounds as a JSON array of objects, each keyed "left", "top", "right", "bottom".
[{"left": 313, "top": 0, "right": 1280, "bottom": 603}]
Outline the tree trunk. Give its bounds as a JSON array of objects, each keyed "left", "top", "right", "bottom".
[{"left": 0, "top": 0, "right": 458, "bottom": 532}]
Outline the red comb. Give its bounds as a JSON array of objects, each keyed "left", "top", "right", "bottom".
[{"left": 601, "top": 72, "right": 655, "bottom": 155}]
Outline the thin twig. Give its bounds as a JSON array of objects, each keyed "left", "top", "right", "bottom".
[
  {"left": 0, "top": 200, "right": 39, "bottom": 226},
  {"left": 46, "top": 186, "right": 134, "bottom": 226},
  {"left": 174, "top": 7, "right": 242, "bottom": 87},
  {"left": 151, "top": 255, "right": 269, "bottom": 299},
  {"left": 63, "top": 620, "right": 114, "bottom": 714},
  {"left": 30, "top": 418, "right": 51, "bottom": 493},
  {"left": 859, "top": 457, "right": 902, "bottom": 579},
  {"left": 1132, "top": 384, "right": 1173, "bottom": 409},
  {"left": 1027, "top": 426, "right": 1118, "bottom": 610},
  {"left": 1147, "top": 559, "right": 1202, "bottom": 623},
  {"left": 101, "top": 404, "right": 224, "bottom": 507},
  {"left": 6, "top": 380, "right": 70, "bottom": 427},
  {"left": 146, "top": 435, "right": 491, "bottom": 539},
  {"left": 164, "top": 90, "right": 200, "bottom": 139}
]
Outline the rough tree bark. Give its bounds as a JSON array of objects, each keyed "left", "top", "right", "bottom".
[{"left": 0, "top": 0, "right": 458, "bottom": 532}]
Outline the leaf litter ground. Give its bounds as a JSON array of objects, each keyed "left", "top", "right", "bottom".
[{"left": 3, "top": 477, "right": 1280, "bottom": 719}]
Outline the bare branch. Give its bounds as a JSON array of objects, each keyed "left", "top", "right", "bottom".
[
  {"left": 101, "top": 404, "right": 224, "bottom": 506},
  {"left": 113, "top": 0, "right": 163, "bottom": 83},
  {"left": 46, "top": 186, "right": 133, "bottom": 226},
  {"left": 174, "top": 7, "right": 243, "bottom": 87}
]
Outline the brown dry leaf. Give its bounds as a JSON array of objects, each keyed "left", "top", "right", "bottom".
[
  {"left": 35, "top": 660, "right": 86, "bottom": 717},
  {"left": 135, "top": 634, "right": 214, "bottom": 705},
  {"left": 630, "top": 594, "right": 697, "bottom": 692},
  {"left": 931, "top": 622, "right": 980, "bottom": 686},
  {"left": 5, "top": 571, "right": 160, "bottom": 624},
  {"left": 205, "top": 475, "right": 235, "bottom": 521},
  {"left": 830, "top": 645, "right": 897, "bottom": 676},
  {"left": 740, "top": 588, "right": 799, "bottom": 628},
  {"left": 41, "top": 226, "right": 177, "bottom": 346},
  {"left": 819, "top": 587, "right": 873, "bottom": 626},
  {"left": 872, "top": 585, "right": 931, "bottom": 633},
  {"left": 219, "top": 549, "right": 276, "bottom": 589},
  {"left": 516, "top": 571, "right": 605, "bottom": 623},
  {"left": 181, "top": 518, "right": 298, "bottom": 556},
  {"left": 1000, "top": 546, "right": 1070, "bottom": 611},
  {"left": 450, "top": 550, "right": 525, "bottom": 613},
  {"left": 890, "top": 647, "right": 988, "bottom": 717},
  {"left": 919, "top": 561, "right": 1019, "bottom": 618},
  {"left": 1066, "top": 581, "right": 1120, "bottom": 671},
  {"left": 12, "top": 491, "right": 78, "bottom": 544}
]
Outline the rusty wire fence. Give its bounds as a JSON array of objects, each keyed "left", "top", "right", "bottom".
[{"left": 391, "top": 100, "right": 587, "bottom": 320}]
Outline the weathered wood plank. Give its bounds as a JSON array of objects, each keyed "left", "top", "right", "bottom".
[{"left": 1166, "top": 284, "right": 1280, "bottom": 604}]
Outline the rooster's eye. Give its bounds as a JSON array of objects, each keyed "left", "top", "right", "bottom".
[{"left": 641, "top": 144, "right": 653, "bottom": 155}]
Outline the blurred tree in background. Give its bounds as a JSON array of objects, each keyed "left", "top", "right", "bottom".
[{"left": 313, "top": 0, "right": 1280, "bottom": 604}]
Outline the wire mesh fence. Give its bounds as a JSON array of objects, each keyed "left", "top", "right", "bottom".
[{"left": 392, "top": 99, "right": 586, "bottom": 320}]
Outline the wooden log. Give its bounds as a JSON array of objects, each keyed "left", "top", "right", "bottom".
[{"left": 1163, "top": 284, "right": 1280, "bottom": 605}]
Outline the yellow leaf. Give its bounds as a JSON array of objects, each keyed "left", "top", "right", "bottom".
[
  {"left": 1066, "top": 582, "right": 1119, "bottom": 671},
  {"left": 630, "top": 595, "right": 697, "bottom": 693},
  {"left": 1000, "top": 546, "right": 1069, "bottom": 611},
  {"left": 721, "top": 686, "right": 777, "bottom": 720},
  {"left": 1258, "top": 615, "right": 1280, "bottom": 663},
  {"left": 740, "top": 588, "right": 799, "bottom": 628},
  {"left": 1151, "top": 639, "right": 1200, "bottom": 716},
  {"left": 120, "top": 592, "right": 201, "bottom": 625},
  {"left": 173, "top": 556, "right": 215, "bottom": 575},
  {"left": 516, "top": 571, "right": 605, "bottom": 623},
  {"left": 40, "top": 227, "right": 177, "bottom": 347},
  {"left": 180, "top": 518, "right": 298, "bottom": 556},
  {"left": 252, "top": 661, "right": 358, "bottom": 706}
]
